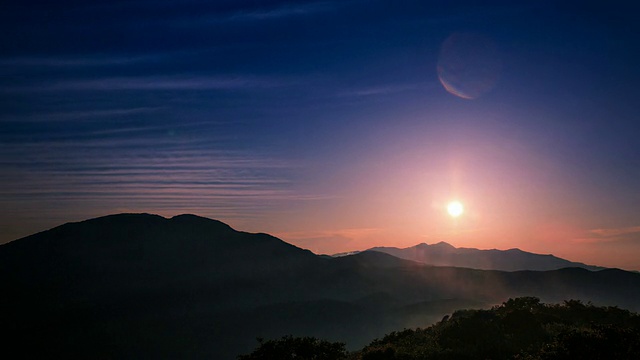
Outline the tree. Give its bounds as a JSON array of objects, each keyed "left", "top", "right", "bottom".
[
  {"left": 238, "top": 335, "right": 348, "bottom": 360},
  {"left": 353, "top": 297, "right": 640, "bottom": 360}
]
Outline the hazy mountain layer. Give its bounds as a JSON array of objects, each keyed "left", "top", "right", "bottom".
[
  {"left": 367, "top": 241, "right": 604, "bottom": 271},
  {"left": 1, "top": 214, "right": 637, "bottom": 359}
]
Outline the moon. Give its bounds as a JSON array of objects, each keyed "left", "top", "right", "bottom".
[
  {"left": 437, "top": 32, "right": 502, "bottom": 99},
  {"left": 447, "top": 201, "right": 464, "bottom": 217}
]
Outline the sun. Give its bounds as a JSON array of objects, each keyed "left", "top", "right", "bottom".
[{"left": 447, "top": 201, "right": 464, "bottom": 217}]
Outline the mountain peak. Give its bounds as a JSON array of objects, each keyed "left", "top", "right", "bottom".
[
  {"left": 414, "top": 241, "right": 454, "bottom": 249},
  {"left": 432, "top": 241, "right": 455, "bottom": 248},
  {"left": 368, "top": 242, "right": 604, "bottom": 272},
  {"left": 85, "top": 212, "right": 165, "bottom": 222},
  {"left": 169, "top": 213, "right": 235, "bottom": 231},
  {"left": 170, "top": 213, "right": 214, "bottom": 222}
]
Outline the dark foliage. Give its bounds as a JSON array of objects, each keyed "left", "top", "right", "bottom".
[
  {"left": 350, "top": 297, "right": 640, "bottom": 360},
  {"left": 238, "top": 336, "right": 349, "bottom": 360}
]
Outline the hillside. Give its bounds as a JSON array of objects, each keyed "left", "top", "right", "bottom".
[
  {"left": 2, "top": 214, "right": 639, "bottom": 359},
  {"left": 355, "top": 297, "right": 640, "bottom": 359},
  {"left": 367, "top": 242, "right": 604, "bottom": 271},
  {"left": 240, "top": 297, "right": 640, "bottom": 360}
]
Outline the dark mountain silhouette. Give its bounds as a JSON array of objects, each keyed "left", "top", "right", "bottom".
[
  {"left": 2, "top": 214, "right": 639, "bottom": 359},
  {"left": 366, "top": 241, "right": 604, "bottom": 271},
  {"left": 240, "top": 297, "right": 640, "bottom": 360}
]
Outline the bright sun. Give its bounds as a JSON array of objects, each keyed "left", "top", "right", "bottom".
[{"left": 447, "top": 201, "right": 464, "bottom": 217}]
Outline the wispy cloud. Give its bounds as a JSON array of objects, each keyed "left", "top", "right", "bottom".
[
  {"left": 590, "top": 226, "right": 640, "bottom": 238},
  {"left": 278, "top": 228, "right": 382, "bottom": 241},
  {"left": 228, "top": 2, "right": 333, "bottom": 21},
  {"left": 339, "top": 83, "right": 423, "bottom": 97},
  {"left": 0, "top": 107, "right": 164, "bottom": 123},
  {"left": 572, "top": 226, "right": 640, "bottom": 243},
  {"left": 171, "top": 1, "right": 337, "bottom": 26},
  {"left": 0, "top": 54, "right": 170, "bottom": 67},
  {"left": 275, "top": 228, "right": 383, "bottom": 253},
  {"left": 0, "top": 121, "right": 308, "bottom": 233},
  {"left": 2, "top": 75, "right": 291, "bottom": 93}
]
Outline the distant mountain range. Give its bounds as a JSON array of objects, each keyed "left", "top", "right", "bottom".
[
  {"left": 2, "top": 214, "right": 638, "bottom": 359},
  {"left": 357, "top": 242, "right": 605, "bottom": 271}
]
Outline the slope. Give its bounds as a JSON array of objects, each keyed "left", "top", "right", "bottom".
[
  {"left": 1, "top": 214, "right": 639, "bottom": 359},
  {"left": 368, "top": 241, "right": 604, "bottom": 271}
]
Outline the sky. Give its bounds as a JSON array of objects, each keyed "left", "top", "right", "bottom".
[{"left": 1, "top": 0, "right": 639, "bottom": 270}]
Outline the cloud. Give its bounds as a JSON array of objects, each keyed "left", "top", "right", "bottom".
[
  {"left": 279, "top": 228, "right": 382, "bottom": 241},
  {"left": 0, "top": 107, "right": 164, "bottom": 123},
  {"left": 170, "top": 1, "right": 337, "bottom": 26},
  {"left": 229, "top": 2, "right": 333, "bottom": 21},
  {"left": 0, "top": 54, "right": 169, "bottom": 67},
  {"left": 589, "top": 226, "right": 640, "bottom": 237},
  {"left": 0, "top": 119, "right": 310, "bottom": 233},
  {"left": 2, "top": 75, "right": 291, "bottom": 93},
  {"left": 339, "top": 83, "right": 424, "bottom": 97},
  {"left": 275, "top": 228, "right": 383, "bottom": 253},
  {"left": 572, "top": 226, "right": 640, "bottom": 244}
]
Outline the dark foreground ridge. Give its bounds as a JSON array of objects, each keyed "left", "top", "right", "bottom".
[
  {"left": 240, "top": 297, "right": 640, "bottom": 360},
  {"left": 2, "top": 214, "right": 640, "bottom": 359}
]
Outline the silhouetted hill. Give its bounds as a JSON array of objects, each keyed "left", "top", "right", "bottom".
[
  {"left": 240, "top": 297, "right": 640, "bottom": 359},
  {"left": 1, "top": 214, "right": 330, "bottom": 359},
  {"left": 368, "top": 241, "right": 604, "bottom": 271},
  {"left": 1, "top": 214, "right": 639, "bottom": 359},
  {"left": 352, "top": 297, "right": 640, "bottom": 360},
  {"left": 333, "top": 251, "right": 639, "bottom": 309}
]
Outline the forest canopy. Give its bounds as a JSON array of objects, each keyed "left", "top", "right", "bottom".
[{"left": 239, "top": 297, "right": 640, "bottom": 360}]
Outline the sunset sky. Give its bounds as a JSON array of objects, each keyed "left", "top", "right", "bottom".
[{"left": 2, "top": 1, "right": 639, "bottom": 270}]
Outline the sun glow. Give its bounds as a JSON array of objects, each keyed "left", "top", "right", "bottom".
[{"left": 447, "top": 201, "right": 464, "bottom": 217}]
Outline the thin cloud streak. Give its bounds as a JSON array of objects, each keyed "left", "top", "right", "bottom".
[
  {"left": 571, "top": 226, "right": 640, "bottom": 244},
  {"left": 0, "top": 54, "right": 171, "bottom": 67},
  {"left": 1, "top": 130, "right": 308, "bottom": 236},
  {"left": 171, "top": 1, "right": 338, "bottom": 27},
  {"left": 229, "top": 2, "right": 334, "bottom": 21},
  {"left": 0, "top": 107, "right": 165, "bottom": 123},
  {"left": 589, "top": 226, "right": 640, "bottom": 237},
  {"left": 275, "top": 227, "right": 384, "bottom": 254},
  {"left": 338, "top": 83, "right": 425, "bottom": 97},
  {"left": 1, "top": 110, "right": 307, "bottom": 237},
  {"left": 2, "top": 75, "right": 292, "bottom": 93},
  {"left": 0, "top": 125, "right": 250, "bottom": 148}
]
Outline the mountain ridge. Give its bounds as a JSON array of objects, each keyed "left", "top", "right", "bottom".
[
  {"left": 1, "top": 213, "right": 637, "bottom": 359},
  {"left": 363, "top": 241, "right": 605, "bottom": 271}
]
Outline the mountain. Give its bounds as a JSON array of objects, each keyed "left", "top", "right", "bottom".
[
  {"left": 367, "top": 241, "right": 604, "bottom": 271},
  {"left": 1, "top": 214, "right": 331, "bottom": 359},
  {"left": 2, "top": 214, "right": 639, "bottom": 359}
]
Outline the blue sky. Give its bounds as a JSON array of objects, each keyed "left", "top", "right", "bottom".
[{"left": 2, "top": 0, "right": 640, "bottom": 269}]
